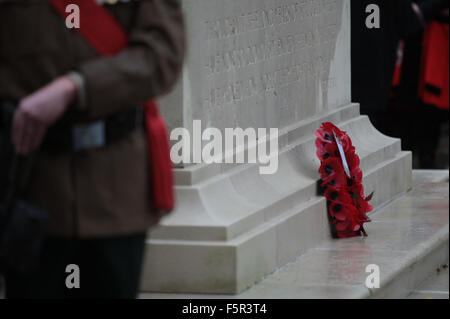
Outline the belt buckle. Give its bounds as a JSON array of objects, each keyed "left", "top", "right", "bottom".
[{"left": 72, "top": 121, "right": 106, "bottom": 151}]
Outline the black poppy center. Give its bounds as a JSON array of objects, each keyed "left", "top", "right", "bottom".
[
  {"left": 347, "top": 178, "right": 354, "bottom": 186},
  {"left": 349, "top": 191, "right": 358, "bottom": 200},
  {"left": 324, "top": 134, "right": 332, "bottom": 141},
  {"left": 330, "top": 191, "right": 339, "bottom": 200},
  {"left": 323, "top": 153, "right": 331, "bottom": 159},
  {"left": 334, "top": 204, "right": 342, "bottom": 212},
  {"left": 325, "top": 165, "right": 333, "bottom": 174}
]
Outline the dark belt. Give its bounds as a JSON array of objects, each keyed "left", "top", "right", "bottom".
[{"left": 42, "top": 107, "right": 144, "bottom": 152}]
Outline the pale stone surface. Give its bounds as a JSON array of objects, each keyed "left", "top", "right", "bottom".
[
  {"left": 408, "top": 265, "right": 449, "bottom": 299},
  {"left": 160, "top": 0, "right": 351, "bottom": 148},
  {"left": 141, "top": 0, "right": 413, "bottom": 294},
  {"left": 140, "top": 170, "right": 449, "bottom": 299}
]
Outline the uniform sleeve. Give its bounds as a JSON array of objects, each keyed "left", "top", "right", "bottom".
[{"left": 78, "top": 0, "right": 185, "bottom": 118}]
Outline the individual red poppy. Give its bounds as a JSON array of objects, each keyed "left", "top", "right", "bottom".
[
  {"left": 335, "top": 218, "right": 359, "bottom": 232},
  {"left": 346, "top": 149, "right": 359, "bottom": 167},
  {"left": 316, "top": 141, "right": 338, "bottom": 161},
  {"left": 334, "top": 210, "right": 362, "bottom": 237},
  {"left": 318, "top": 122, "right": 352, "bottom": 153},
  {"left": 325, "top": 186, "right": 352, "bottom": 204},
  {"left": 348, "top": 182, "right": 364, "bottom": 199},
  {"left": 318, "top": 157, "right": 342, "bottom": 178},
  {"left": 350, "top": 167, "right": 363, "bottom": 184},
  {"left": 319, "top": 158, "right": 347, "bottom": 188},
  {"left": 329, "top": 202, "right": 350, "bottom": 221},
  {"left": 339, "top": 134, "right": 353, "bottom": 153}
]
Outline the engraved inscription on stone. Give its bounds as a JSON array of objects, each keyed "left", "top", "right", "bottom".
[{"left": 181, "top": 0, "right": 349, "bottom": 140}]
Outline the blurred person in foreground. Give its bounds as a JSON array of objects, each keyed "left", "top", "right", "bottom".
[{"left": 0, "top": 0, "right": 185, "bottom": 298}]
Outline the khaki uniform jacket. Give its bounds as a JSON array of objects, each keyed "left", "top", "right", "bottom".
[{"left": 0, "top": 0, "right": 185, "bottom": 237}]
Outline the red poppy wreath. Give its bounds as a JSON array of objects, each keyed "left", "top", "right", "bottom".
[{"left": 315, "top": 122, "right": 373, "bottom": 238}]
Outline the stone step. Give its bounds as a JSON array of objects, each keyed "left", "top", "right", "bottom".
[
  {"left": 140, "top": 150, "right": 412, "bottom": 293},
  {"left": 149, "top": 106, "right": 410, "bottom": 243},
  {"left": 140, "top": 170, "right": 449, "bottom": 298},
  {"left": 407, "top": 261, "right": 449, "bottom": 299}
]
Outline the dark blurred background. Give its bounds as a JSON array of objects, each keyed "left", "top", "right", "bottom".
[{"left": 351, "top": 0, "right": 449, "bottom": 169}]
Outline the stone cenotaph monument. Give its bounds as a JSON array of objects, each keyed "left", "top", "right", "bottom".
[{"left": 140, "top": 0, "right": 412, "bottom": 294}]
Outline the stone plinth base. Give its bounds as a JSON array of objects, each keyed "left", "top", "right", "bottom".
[
  {"left": 140, "top": 103, "right": 413, "bottom": 294},
  {"left": 140, "top": 170, "right": 448, "bottom": 298}
]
